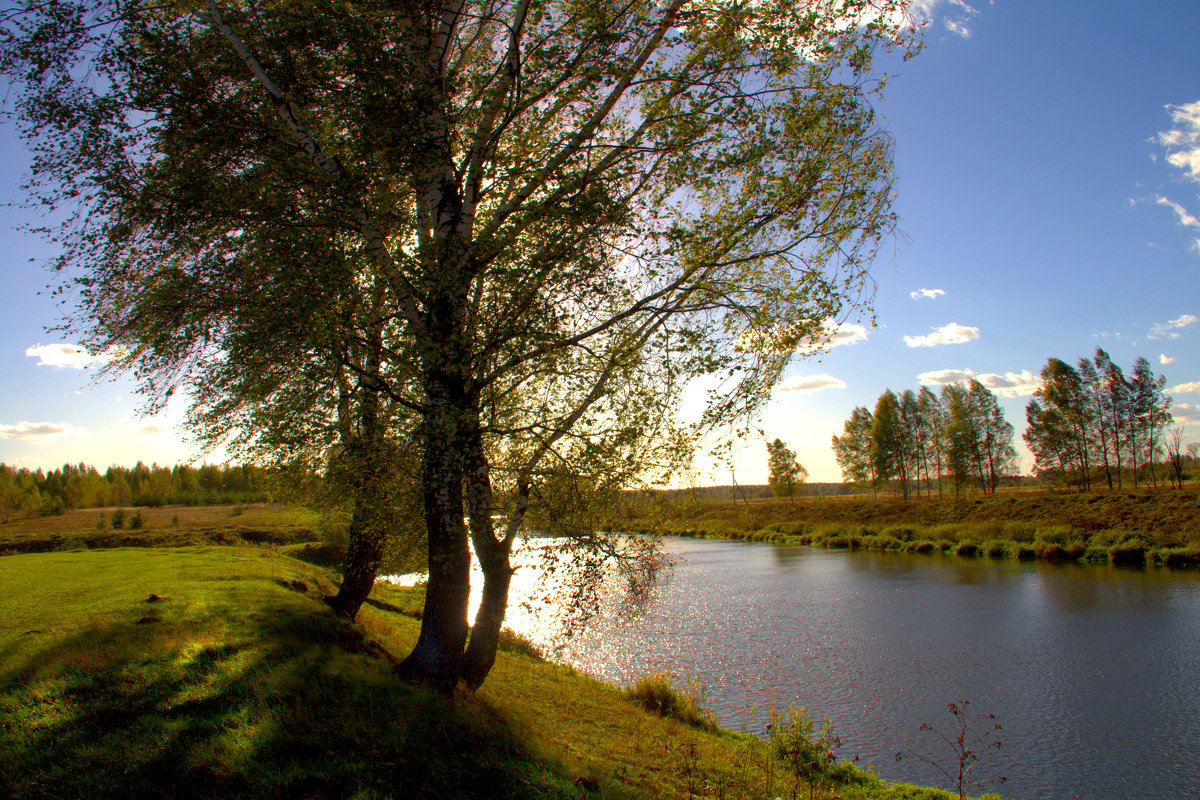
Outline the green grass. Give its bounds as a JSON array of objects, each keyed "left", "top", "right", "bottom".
[
  {"left": 0, "top": 503, "right": 322, "bottom": 554},
  {"left": 0, "top": 542, "right": 986, "bottom": 800}
]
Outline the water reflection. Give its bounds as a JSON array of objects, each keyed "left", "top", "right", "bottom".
[{"left": 482, "top": 537, "right": 1200, "bottom": 800}]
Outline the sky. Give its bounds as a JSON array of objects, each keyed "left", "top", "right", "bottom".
[{"left": 1, "top": 0, "right": 1199, "bottom": 484}]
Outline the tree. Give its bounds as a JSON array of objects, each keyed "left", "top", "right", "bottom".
[
  {"left": 968, "top": 380, "right": 1016, "bottom": 494},
  {"left": 766, "top": 438, "right": 807, "bottom": 501},
  {"left": 832, "top": 406, "right": 875, "bottom": 497},
  {"left": 898, "top": 389, "right": 922, "bottom": 498},
  {"left": 1130, "top": 357, "right": 1172, "bottom": 488},
  {"left": 871, "top": 390, "right": 906, "bottom": 498},
  {"left": 4, "top": 0, "right": 915, "bottom": 693},
  {"left": 1095, "top": 348, "right": 1130, "bottom": 489},
  {"left": 1024, "top": 359, "right": 1090, "bottom": 490},
  {"left": 917, "top": 386, "right": 945, "bottom": 498},
  {"left": 1164, "top": 426, "right": 1187, "bottom": 489}
]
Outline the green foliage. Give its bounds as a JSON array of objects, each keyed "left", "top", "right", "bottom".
[
  {"left": 110, "top": 508, "right": 125, "bottom": 529},
  {"left": 128, "top": 509, "right": 145, "bottom": 530},
  {"left": 766, "top": 439, "right": 807, "bottom": 500},
  {"left": 769, "top": 705, "right": 847, "bottom": 800}
]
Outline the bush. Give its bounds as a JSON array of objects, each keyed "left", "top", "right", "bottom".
[
  {"left": 953, "top": 541, "right": 978, "bottom": 557},
  {"left": 1107, "top": 538, "right": 1148, "bottom": 566},
  {"left": 1160, "top": 547, "right": 1200, "bottom": 568},
  {"left": 769, "top": 706, "right": 849, "bottom": 798},
  {"left": 129, "top": 510, "right": 145, "bottom": 530},
  {"left": 1012, "top": 543, "right": 1038, "bottom": 561},
  {"left": 624, "top": 672, "right": 715, "bottom": 732},
  {"left": 110, "top": 508, "right": 126, "bottom": 529},
  {"left": 981, "top": 540, "right": 1008, "bottom": 558}
]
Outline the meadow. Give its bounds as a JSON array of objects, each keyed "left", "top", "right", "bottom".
[{"left": 0, "top": 504, "right": 990, "bottom": 800}]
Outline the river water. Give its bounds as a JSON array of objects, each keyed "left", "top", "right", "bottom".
[{"left": 490, "top": 536, "right": 1200, "bottom": 800}]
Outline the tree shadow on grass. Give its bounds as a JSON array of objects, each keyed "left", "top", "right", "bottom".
[{"left": 0, "top": 596, "right": 611, "bottom": 800}]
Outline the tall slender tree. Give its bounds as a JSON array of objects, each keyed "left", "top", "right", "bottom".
[
  {"left": 832, "top": 406, "right": 876, "bottom": 497},
  {"left": 917, "top": 386, "right": 945, "bottom": 498},
  {"left": 871, "top": 389, "right": 906, "bottom": 498}
]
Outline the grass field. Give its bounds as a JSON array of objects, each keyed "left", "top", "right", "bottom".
[
  {"left": 0, "top": 503, "right": 323, "bottom": 554},
  {"left": 0, "top": 509, "right": 986, "bottom": 800}
]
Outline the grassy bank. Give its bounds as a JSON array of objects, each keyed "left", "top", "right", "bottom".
[
  {"left": 0, "top": 503, "right": 323, "bottom": 554},
  {"left": 0, "top": 523, "right": 994, "bottom": 798},
  {"left": 620, "top": 488, "right": 1200, "bottom": 568}
]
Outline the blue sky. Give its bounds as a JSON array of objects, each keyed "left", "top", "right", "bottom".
[{"left": 2, "top": 0, "right": 1199, "bottom": 483}]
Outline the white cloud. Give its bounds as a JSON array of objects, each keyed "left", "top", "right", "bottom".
[
  {"left": 918, "top": 368, "right": 1041, "bottom": 398},
  {"left": 1154, "top": 100, "right": 1200, "bottom": 252},
  {"left": 0, "top": 421, "right": 87, "bottom": 441},
  {"left": 119, "top": 418, "right": 173, "bottom": 438},
  {"left": 908, "top": 0, "right": 982, "bottom": 38},
  {"left": 25, "top": 342, "right": 123, "bottom": 369},
  {"left": 1149, "top": 313, "right": 1198, "bottom": 340},
  {"left": 1155, "top": 196, "right": 1200, "bottom": 229},
  {"left": 794, "top": 321, "right": 869, "bottom": 355},
  {"left": 1169, "top": 381, "right": 1200, "bottom": 394},
  {"left": 903, "top": 322, "right": 980, "bottom": 348},
  {"left": 910, "top": 287, "right": 946, "bottom": 300},
  {"left": 1159, "top": 99, "right": 1200, "bottom": 183},
  {"left": 1172, "top": 403, "right": 1200, "bottom": 424},
  {"left": 1160, "top": 354, "right": 1176, "bottom": 365},
  {"left": 776, "top": 374, "right": 847, "bottom": 394}
]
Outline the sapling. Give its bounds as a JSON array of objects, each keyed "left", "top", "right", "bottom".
[
  {"left": 895, "top": 700, "right": 1006, "bottom": 800},
  {"left": 769, "top": 706, "right": 842, "bottom": 800}
]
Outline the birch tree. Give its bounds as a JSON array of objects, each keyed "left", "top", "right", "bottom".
[
  {"left": 3, "top": 0, "right": 916, "bottom": 692},
  {"left": 832, "top": 405, "right": 875, "bottom": 495}
]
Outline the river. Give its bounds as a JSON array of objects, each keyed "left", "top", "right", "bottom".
[{"left": 485, "top": 536, "right": 1200, "bottom": 800}]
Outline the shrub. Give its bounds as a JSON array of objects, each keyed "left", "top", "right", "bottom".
[
  {"left": 110, "top": 508, "right": 126, "bottom": 529},
  {"left": 907, "top": 540, "right": 936, "bottom": 554},
  {"left": 769, "top": 706, "right": 847, "bottom": 800},
  {"left": 1012, "top": 543, "right": 1038, "bottom": 561},
  {"left": 624, "top": 672, "right": 715, "bottom": 732},
  {"left": 129, "top": 510, "right": 145, "bottom": 530},
  {"left": 1107, "top": 538, "right": 1147, "bottom": 566},
  {"left": 1161, "top": 547, "right": 1200, "bottom": 568},
  {"left": 953, "top": 541, "right": 978, "bottom": 558},
  {"left": 981, "top": 540, "right": 1008, "bottom": 558}
]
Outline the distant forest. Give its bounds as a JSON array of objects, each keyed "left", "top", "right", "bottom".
[{"left": 0, "top": 462, "right": 272, "bottom": 521}]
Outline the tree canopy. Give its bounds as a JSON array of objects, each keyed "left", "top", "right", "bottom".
[{"left": 3, "top": 0, "right": 917, "bottom": 692}]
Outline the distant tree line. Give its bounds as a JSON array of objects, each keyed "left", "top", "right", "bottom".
[
  {"left": 0, "top": 462, "right": 271, "bottom": 521},
  {"left": 832, "top": 381, "right": 1017, "bottom": 499},
  {"left": 1024, "top": 349, "right": 1179, "bottom": 490}
]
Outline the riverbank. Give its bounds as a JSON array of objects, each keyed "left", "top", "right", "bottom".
[
  {"left": 618, "top": 488, "right": 1200, "bottom": 568},
  {"left": 0, "top": 520, "right": 990, "bottom": 799}
]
